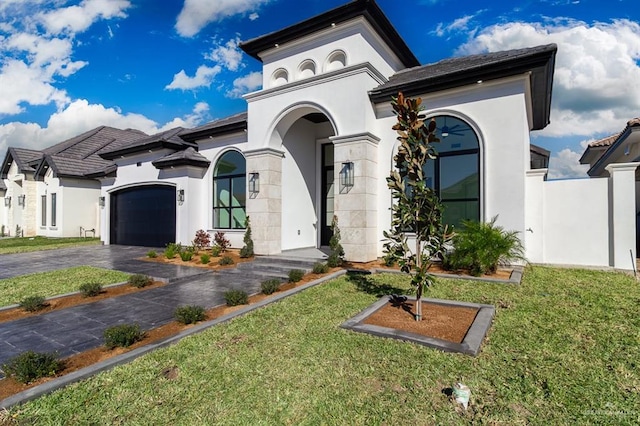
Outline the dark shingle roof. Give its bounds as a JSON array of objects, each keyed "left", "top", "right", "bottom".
[
  {"left": 179, "top": 112, "right": 248, "bottom": 143},
  {"left": 1, "top": 147, "right": 44, "bottom": 178},
  {"left": 369, "top": 44, "right": 557, "bottom": 130},
  {"left": 152, "top": 147, "right": 211, "bottom": 169},
  {"left": 240, "top": 0, "right": 419, "bottom": 68},
  {"left": 98, "top": 127, "right": 194, "bottom": 159}
]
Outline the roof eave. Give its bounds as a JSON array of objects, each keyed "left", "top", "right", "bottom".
[
  {"left": 99, "top": 140, "right": 191, "bottom": 160},
  {"left": 180, "top": 121, "right": 248, "bottom": 143},
  {"left": 152, "top": 159, "right": 211, "bottom": 170}
]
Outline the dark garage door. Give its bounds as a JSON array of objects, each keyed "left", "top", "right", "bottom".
[{"left": 110, "top": 185, "right": 176, "bottom": 247}]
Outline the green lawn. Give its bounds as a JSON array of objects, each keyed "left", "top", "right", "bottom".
[
  {"left": 0, "top": 267, "right": 131, "bottom": 307},
  {"left": 7, "top": 267, "right": 640, "bottom": 424},
  {"left": 0, "top": 236, "right": 100, "bottom": 255}
]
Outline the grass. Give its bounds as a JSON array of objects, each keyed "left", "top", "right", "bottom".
[
  {"left": 7, "top": 267, "right": 640, "bottom": 424},
  {"left": 0, "top": 237, "right": 100, "bottom": 255},
  {"left": 0, "top": 266, "right": 130, "bottom": 308}
]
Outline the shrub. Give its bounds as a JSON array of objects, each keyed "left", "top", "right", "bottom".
[
  {"left": 261, "top": 279, "right": 280, "bottom": 295},
  {"left": 327, "top": 215, "right": 345, "bottom": 267},
  {"left": 382, "top": 253, "right": 396, "bottom": 267},
  {"left": 219, "top": 255, "right": 234, "bottom": 266},
  {"left": 174, "top": 305, "right": 207, "bottom": 324},
  {"left": 193, "top": 229, "right": 211, "bottom": 251},
  {"left": 239, "top": 216, "right": 254, "bottom": 258},
  {"left": 103, "top": 324, "right": 144, "bottom": 349},
  {"left": 19, "top": 295, "right": 46, "bottom": 312},
  {"left": 128, "top": 274, "right": 152, "bottom": 288},
  {"left": 224, "top": 289, "right": 248, "bottom": 306},
  {"left": 164, "top": 243, "right": 178, "bottom": 259},
  {"left": 180, "top": 251, "right": 193, "bottom": 261},
  {"left": 312, "top": 262, "right": 329, "bottom": 274},
  {"left": 211, "top": 246, "right": 222, "bottom": 257},
  {"left": 147, "top": 250, "right": 157, "bottom": 258},
  {"left": 213, "top": 231, "right": 231, "bottom": 252},
  {"left": 443, "top": 215, "right": 525, "bottom": 276},
  {"left": 288, "top": 269, "right": 305, "bottom": 283},
  {"left": 1, "top": 351, "right": 63, "bottom": 384},
  {"left": 200, "top": 253, "right": 211, "bottom": 264},
  {"left": 79, "top": 282, "right": 102, "bottom": 297}
]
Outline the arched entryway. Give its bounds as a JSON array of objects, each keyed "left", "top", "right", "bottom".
[{"left": 109, "top": 185, "right": 176, "bottom": 247}]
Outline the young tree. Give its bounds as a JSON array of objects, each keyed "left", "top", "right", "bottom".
[{"left": 383, "top": 92, "right": 448, "bottom": 321}]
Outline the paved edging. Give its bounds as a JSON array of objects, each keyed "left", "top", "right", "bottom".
[{"left": 0, "top": 269, "right": 347, "bottom": 409}]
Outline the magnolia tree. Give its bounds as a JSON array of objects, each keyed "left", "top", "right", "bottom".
[{"left": 383, "top": 92, "right": 448, "bottom": 321}]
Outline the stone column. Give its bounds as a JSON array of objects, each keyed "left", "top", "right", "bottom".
[
  {"left": 606, "top": 162, "right": 639, "bottom": 270},
  {"left": 245, "top": 148, "right": 284, "bottom": 255},
  {"left": 332, "top": 132, "right": 379, "bottom": 263}
]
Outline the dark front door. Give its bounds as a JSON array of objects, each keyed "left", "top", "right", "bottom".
[
  {"left": 110, "top": 185, "right": 176, "bottom": 247},
  {"left": 321, "top": 143, "right": 334, "bottom": 246}
]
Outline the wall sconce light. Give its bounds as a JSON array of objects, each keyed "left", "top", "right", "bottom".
[
  {"left": 18, "top": 194, "right": 25, "bottom": 206},
  {"left": 249, "top": 172, "right": 260, "bottom": 194},
  {"left": 177, "top": 189, "right": 185, "bottom": 203},
  {"left": 98, "top": 196, "right": 105, "bottom": 207},
  {"left": 340, "top": 161, "right": 354, "bottom": 193},
  {"left": 4, "top": 196, "right": 10, "bottom": 207}
]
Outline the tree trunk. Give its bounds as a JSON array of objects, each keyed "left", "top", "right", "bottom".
[{"left": 415, "top": 218, "right": 422, "bottom": 321}]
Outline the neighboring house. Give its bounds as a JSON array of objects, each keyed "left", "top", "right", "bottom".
[{"left": 0, "top": 126, "right": 148, "bottom": 238}]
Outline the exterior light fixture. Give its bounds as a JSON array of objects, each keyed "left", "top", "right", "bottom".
[
  {"left": 441, "top": 126, "right": 449, "bottom": 138},
  {"left": 4, "top": 196, "right": 10, "bottom": 207},
  {"left": 340, "top": 161, "right": 354, "bottom": 192},
  {"left": 249, "top": 172, "right": 260, "bottom": 194},
  {"left": 98, "top": 196, "right": 105, "bottom": 207},
  {"left": 177, "top": 189, "right": 185, "bottom": 203},
  {"left": 18, "top": 194, "right": 25, "bottom": 206}
]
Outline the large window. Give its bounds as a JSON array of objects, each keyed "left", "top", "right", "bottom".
[
  {"left": 423, "top": 115, "right": 480, "bottom": 228},
  {"left": 213, "top": 151, "right": 246, "bottom": 229},
  {"left": 51, "top": 193, "right": 57, "bottom": 227}
]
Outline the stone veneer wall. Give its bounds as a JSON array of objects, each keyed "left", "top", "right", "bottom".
[{"left": 332, "top": 133, "right": 379, "bottom": 262}]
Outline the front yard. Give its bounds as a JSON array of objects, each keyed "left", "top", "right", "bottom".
[
  {"left": 0, "top": 237, "right": 100, "bottom": 255},
  {"left": 5, "top": 266, "right": 640, "bottom": 424}
]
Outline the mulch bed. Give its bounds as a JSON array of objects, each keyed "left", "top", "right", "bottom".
[
  {"left": 141, "top": 249, "right": 251, "bottom": 270},
  {"left": 350, "top": 259, "right": 514, "bottom": 280}
]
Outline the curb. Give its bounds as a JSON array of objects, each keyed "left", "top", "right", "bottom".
[{"left": 0, "top": 269, "right": 347, "bottom": 409}]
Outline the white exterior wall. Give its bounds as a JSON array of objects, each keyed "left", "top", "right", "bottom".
[{"left": 4, "top": 162, "right": 39, "bottom": 237}]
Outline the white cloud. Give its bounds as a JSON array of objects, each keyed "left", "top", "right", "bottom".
[
  {"left": 226, "top": 71, "right": 262, "bottom": 98},
  {"left": 206, "top": 37, "right": 243, "bottom": 71},
  {"left": 249, "top": 13, "right": 259, "bottom": 21},
  {"left": 0, "top": 100, "right": 211, "bottom": 155},
  {"left": 39, "top": 0, "right": 131, "bottom": 35},
  {"left": 547, "top": 148, "right": 589, "bottom": 179},
  {"left": 165, "top": 65, "right": 222, "bottom": 90},
  {"left": 175, "top": 0, "right": 271, "bottom": 37},
  {"left": 456, "top": 19, "right": 640, "bottom": 139}
]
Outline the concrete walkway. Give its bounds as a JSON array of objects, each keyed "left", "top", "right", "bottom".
[{"left": 0, "top": 246, "right": 322, "bottom": 374}]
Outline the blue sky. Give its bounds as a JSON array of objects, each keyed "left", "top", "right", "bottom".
[{"left": 1, "top": 0, "right": 639, "bottom": 178}]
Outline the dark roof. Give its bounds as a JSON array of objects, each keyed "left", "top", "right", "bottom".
[
  {"left": 152, "top": 147, "right": 211, "bottom": 169},
  {"left": 369, "top": 44, "right": 557, "bottom": 130},
  {"left": 179, "top": 112, "right": 248, "bottom": 143},
  {"left": 584, "top": 117, "right": 640, "bottom": 176},
  {"left": 530, "top": 143, "right": 550, "bottom": 157},
  {"left": 240, "top": 0, "right": 419, "bottom": 68},
  {"left": 99, "top": 127, "right": 195, "bottom": 160},
  {"left": 1, "top": 147, "right": 44, "bottom": 179}
]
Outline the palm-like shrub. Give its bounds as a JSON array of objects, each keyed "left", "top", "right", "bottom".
[{"left": 443, "top": 216, "right": 525, "bottom": 276}]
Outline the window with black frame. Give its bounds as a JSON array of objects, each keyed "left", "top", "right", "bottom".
[
  {"left": 424, "top": 115, "right": 480, "bottom": 228},
  {"left": 213, "top": 150, "right": 246, "bottom": 229}
]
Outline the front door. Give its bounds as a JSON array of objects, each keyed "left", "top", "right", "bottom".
[{"left": 320, "top": 143, "right": 334, "bottom": 246}]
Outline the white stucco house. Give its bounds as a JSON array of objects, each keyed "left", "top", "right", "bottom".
[{"left": 3, "top": 0, "right": 638, "bottom": 272}]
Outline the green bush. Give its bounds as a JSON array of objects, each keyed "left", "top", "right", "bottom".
[
  {"left": 79, "top": 282, "right": 102, "bottom": 297},
  {"left": 128, "top": 274, "right": 151, "bottom": 288},
  {"left": 1, "top": 351, "right": 63, "bottom": 384},
  {"left": 103, "top": 324, "right": 144, "bottom": 349},
  {"left": 312, "top": 262, "right": 329, "bottom": 274},
  {"left": 261, "top": 279, "right": 280, "bottom": 295},
  {"left": 180, "top": 251, "right": 193, "bottom": 261},
  {"left": 164, "top": 244, "right": 177, "bottom": 259},
  {"left": 443, "top": 215, "right": 525, "bottom": 276},
  {"left": 288, "top": 269, "right": 305, "bottom": 283},
  {"left": 147, "top": 250, "right": 157, "bottom": 258},
  {"left": 200, "top": 253, "right": 211, "bottom": 264},
  {"left": 219, "top": 256, "right": 234, "bottom": 266},
  {"left": 239, "top": 216, "right": 254, "bottom": 258},
  {"left": 224, "top": 289, "right": 248, "bottom": 306},
  {"left": 174, "top": 305, "right": 207, "bottom": 324},
  {"left": 19, "top": 295, "right": 47, "bottom": 312},
  {"left": 211, "top": 246, "right": 222, "bottom": 257}
]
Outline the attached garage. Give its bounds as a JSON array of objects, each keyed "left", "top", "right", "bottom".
[{"left": 110, "top": 185, "right": 176, "bottom": 247}]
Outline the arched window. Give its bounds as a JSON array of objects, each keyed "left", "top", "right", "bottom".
[
  {"left": 424, "top": 115, "right": 480, "bottom": 228},
  {"left": 213, "top": 151, "right": 246, "bottom": 229}
]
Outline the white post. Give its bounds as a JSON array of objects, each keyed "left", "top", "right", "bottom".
[{"left": 606, "top": 162, "right": 639, "bottom": 270}]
